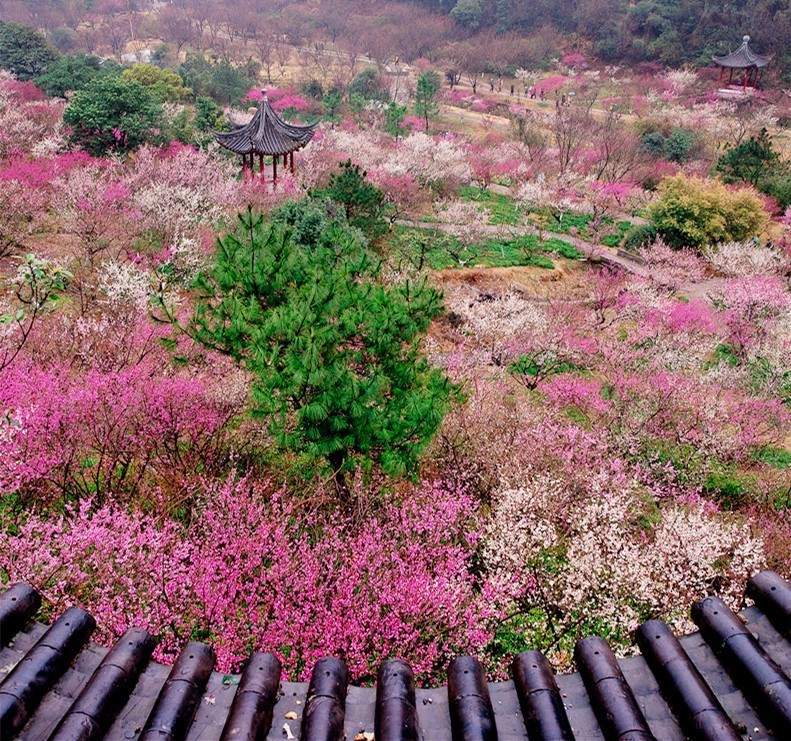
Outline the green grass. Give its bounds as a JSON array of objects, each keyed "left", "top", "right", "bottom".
[
  {"left": 758, "top": 447, "right": 791, "bottom": 470},
  {"left": 459, "top": 185, "right": 522, "bottom": 226},
  {"left": 529, "top": 209, "right": 632, "bottom": 247},
  {"left": 388, "top": 226, "right": 581, "bottom": 271}
]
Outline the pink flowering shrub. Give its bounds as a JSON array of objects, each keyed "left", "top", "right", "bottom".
[
  {"left": 0, "top": 476, "right": 498, "bottom": 682},
  {"left": 562, "top": 53, "right": 586, "bottom": 68},
  {"left": 638, "top": 238, "right": 710, "bottom": 289},
  {"left": 53, "top": 165, "right": 137, "bottom": 261},
  {"left": 713, "top": 275, "right": 791, "bottom": 358},
  {"left": 0, "top": 360, "right": 237, "bottom": 502},
  {"left": 538, "top": 75, "right": 568, "bottom": 93},
  {"left": 0, "top": 77, "right": 64, "bottom": 157}
]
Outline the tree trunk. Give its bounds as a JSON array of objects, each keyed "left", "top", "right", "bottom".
[{"left": 328, "top": 450, "right": 348, "bottom": 501}]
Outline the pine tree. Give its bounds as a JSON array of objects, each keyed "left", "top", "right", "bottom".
[
  {"left": 414, "top": 71, "right": 441, "bottom": 131},
  {"left": 317, "top": 160, "right": 386, "bottom": 238},
  {"left": 190, "top": 207, "right": 454, "bottom": 495}
]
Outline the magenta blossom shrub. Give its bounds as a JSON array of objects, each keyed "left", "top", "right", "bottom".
[
  {"left": 0, "top": 361, "right": 236, "bottom": 501},
  {"left": 0, "top": 476, "right": 499, "bottom": 682},
  {"left": 245, "top": 88, "right": 308, "bottom": 112}
]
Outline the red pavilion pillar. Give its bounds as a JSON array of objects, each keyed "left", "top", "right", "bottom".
[{"left": 290, "top": 151, "right": 295, "bottom": 175}]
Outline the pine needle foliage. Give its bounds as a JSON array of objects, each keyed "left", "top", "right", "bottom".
[{"left": 191, "top": 206, "right": 454, "bottom": 486}]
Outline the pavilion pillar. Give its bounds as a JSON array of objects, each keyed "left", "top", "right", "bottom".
[
  {"left": 718, "top": 66, "right": 723, "bottom": 86},
  {"left": 743, "top": 68, "right": 748, "bottom": 92},
  {"left": 290, "top": 151, "right": 295, "bottom": 175},
  {"left": 273, "top": 154, "right": 278, "bottom": 183},
  {"left": 242, "top": 155, "right": 247, "bottom": 181},
  {"left": 259, "top": 154, "right": 264, "bottom": 183},
  {"left": 728, "top": 67, "right": 734, "bottom": 86}
]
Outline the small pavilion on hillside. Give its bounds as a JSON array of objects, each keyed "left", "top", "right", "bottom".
[
  {"left": 212, "top": 90, "right": 318, "bottom": 184},
  {"left": 713, "top": 35, "right": 770, "bottom": 93}
]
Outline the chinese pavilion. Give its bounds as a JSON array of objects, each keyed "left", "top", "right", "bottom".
[
  {"left": 713, "top": 35, "right": 770, "bottom": 93},
  {"left": 212, "top": 90, "right": 318, "bottom": 184}
]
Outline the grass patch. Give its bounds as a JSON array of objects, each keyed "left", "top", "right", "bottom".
[
  {"left": 530, "top": 209, "right": 632, "bottom": 246},
  {"left": 387, "top": 226, "right": 580, "bottom": 271},
  {"left": 459, "top": 185, "right": 522, "bottom": 226},
  {"left": 705, "top": 468, "right": 757, "bottom": 509},
  {"left": 758, "top": 447, "right": 791, "bottom": 470}
]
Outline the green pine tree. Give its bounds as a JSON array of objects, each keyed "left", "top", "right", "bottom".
[
  {"left": 189, "top": 206, "right": 454, "bottom": 496},
  {"left": 414, "top": 71, "right": 441, "bottom": 131},
  {"left": 716, "top": 129, "right": 781, "bottom": 187},
  {"left": 385, "top": 101, "right": 408, "bottom": 140},
  {"left": 316, "top": 160, "right": 387, "bottom": 238}
]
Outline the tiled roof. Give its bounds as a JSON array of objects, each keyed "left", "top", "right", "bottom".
[
  {"left": 713, "top": 36, "right": 771, "bottom": 68},
  {"left": 212, "top": 91, "right": 318, "bottom": 156},
  {"left": 0, "top": 570, "right": 790, "bottom": 739}
]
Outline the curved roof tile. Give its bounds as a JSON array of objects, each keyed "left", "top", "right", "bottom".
[
  {"left": 1, "top": 570, "right": 790, "bottom": 739},
  {"left": 212, "top": 91, "right": 318, "bottom": 156},
  {"left": 713, "top": 35, "right": 771, "bottom": 68}
]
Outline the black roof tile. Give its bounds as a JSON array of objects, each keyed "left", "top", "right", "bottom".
[
  {"left": 212, "top": 91, "right": 318, "bottom": 156},
  {"left": 713, "top": 36, "right": 771, "bottom": 68},
  {"left": 1, "top": 569, "right": 790, "bottom": 740}
]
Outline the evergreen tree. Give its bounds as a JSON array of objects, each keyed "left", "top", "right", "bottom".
[
  {"left": 316, "top": 160, "right": 387, "bottom": 238},
  {"left": 322, "top": 88, "right": 343, "bottom": 127},
  {"left": 0, "top": 22, "right": 57, "bottom": 80},
  {"left": 189, "top": 207, "right": 454, "bottom": 494},
  {"left": 717, "top": 129, "right": 780, "bottom": 188},
  {"left": 414, "top": 71, "right": 441, "bottom": 131},
  {"left": 36, "top": 53, "right": 118, "bottom": 98},
  {"left": 63, "top": 76, "right": 163, "bottom": 155},
  {"left": 385, "top": 101, "right": 408, "bottom": 140}
]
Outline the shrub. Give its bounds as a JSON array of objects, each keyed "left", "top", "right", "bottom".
[
  {"left": 649, "top": 174, "right": 769, "bottom": 250},
  {"left": 63, "top": 76, "right": 163, "bottom": 155},
  {"left": 640, "top": 131, "right": 666, "bottom": 156},
  {"left": 622, "top": 223, "right": 657, "bottom": 250},
  {"left": 664, "top": 128, "right": 695, "bottom": 164},
  {"left": 0, "top": 476, "right": 496, "bottom": 681}
]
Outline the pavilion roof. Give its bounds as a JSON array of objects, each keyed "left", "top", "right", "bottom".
[
  {"left": 713, "top": 35, "right": 770, "bottom": 68},
  {"left": 212, "top": 91, "right": 318, "bottom": 156}
]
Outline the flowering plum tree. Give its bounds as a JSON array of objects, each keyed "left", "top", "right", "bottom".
[{"left": 0, "top": 476, "right": 497, "bottom": 681}]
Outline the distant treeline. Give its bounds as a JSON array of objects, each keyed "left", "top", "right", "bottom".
[{"left": 411, "top": 0, "right": 788, "bottom": 71}]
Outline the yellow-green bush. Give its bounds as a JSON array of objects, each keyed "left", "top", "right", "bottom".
[{"left": 649, "top": 174, "right": 769, "bottom": 250}]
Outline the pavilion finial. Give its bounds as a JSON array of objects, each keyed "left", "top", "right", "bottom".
[
  {"left": 743, "top": 35, "right": 751, "bottom": 44},
  {"left": 261, "top": 89, "right": 267, "bottom": 101}
]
